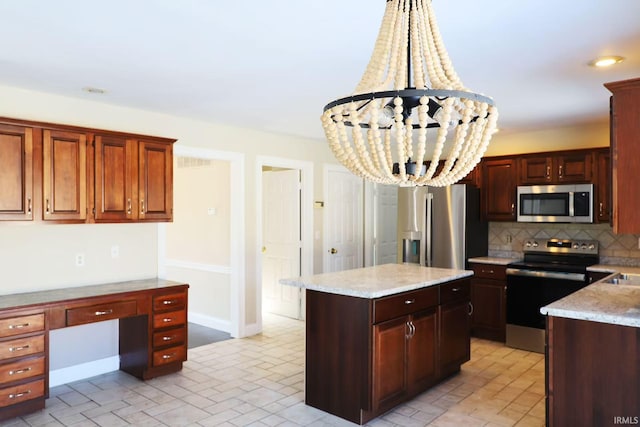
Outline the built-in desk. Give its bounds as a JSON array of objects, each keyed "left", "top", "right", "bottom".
[{"left": 0, "top": 278, "right": 189, "bottom": 421}]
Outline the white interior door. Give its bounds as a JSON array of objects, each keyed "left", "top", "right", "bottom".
[
  {"left": 324, "top": 167, "right": 364, "bottom": 273},
  {"left": 262, "top": 169, "right": 302, "bottom": 319},
  {"left": 375, "top": 184, "right": 398, "bottom": 265}
]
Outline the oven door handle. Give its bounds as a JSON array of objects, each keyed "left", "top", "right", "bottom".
[{"left": 506, "top": 268, "right": 586, "bottom": 282}]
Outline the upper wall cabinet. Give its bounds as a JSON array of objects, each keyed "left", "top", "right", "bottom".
[
  {"left": 481, "top": 158, "right": 517, "bottom": 221},
  {"left": 0, "top": 117, "right": 175, "bottom": 224},
  {"left": 519, "top": 151, "right": 592, "bottom": 185},
  {"left": 0, "top": 124, "right": 33, "bottom": 220},
  {"left": 94, "top": 135, "right": 173, "bottom": 222},
  {"left": 605, "top": 78, "right": 640, "bottom": 234}
]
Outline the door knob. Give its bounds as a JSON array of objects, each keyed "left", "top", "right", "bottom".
[{"left": 329, "top": 248, "right": 338, "bottom": 254}]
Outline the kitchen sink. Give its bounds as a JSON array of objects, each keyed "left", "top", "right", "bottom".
[{"left": 603, "top": 272, "right": 640, "bottom": 286}]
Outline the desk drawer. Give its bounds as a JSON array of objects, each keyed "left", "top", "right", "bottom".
[
  {"left": 0, "top": 335, "right": 45, "bottom": 361},
  {"left": 152, "top": 345, "right": 186, "bottom": 367},
  {"left": 0, "top": 356, "right": 45, "bottom": 384},
  {"left": 66, "top": 300, "right": 137, "bottom": 326},
  {"left": 0, "top": 378, "right": 45, "bottom": 408},
  {"left": 440, "top": 280, "right": 471, "bottom": 305},
  {"left": 0, "top": 314, "right": 45, "bottom": 338},
  {"left": 373, "top": 287, "right": 438, "bottom": 324},
  {"left": 153, "top": 292, "right": 187, "bottom": 311},
  {"left": 153, "top": 327, "right": 186, "bottom": 348},
  {"left": 153, "top": 310, "right": 186, "bottom": 329}
]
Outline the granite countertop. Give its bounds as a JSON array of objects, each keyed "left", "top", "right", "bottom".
[
  {"left": 541, "top": 282, "right": 640, "bottom": 328},
  {"left": 279, "top": 263, "right": 472, "bottom": 299},
  {"left": 468, "top": 256, "right": 520, "bottom": 266}
]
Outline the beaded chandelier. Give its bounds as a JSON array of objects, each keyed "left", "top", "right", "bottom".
[{"left": 321, "top": 0, "right": 498, "bottom": 187}]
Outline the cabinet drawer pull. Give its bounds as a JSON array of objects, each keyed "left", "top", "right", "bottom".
[
  {"left": 9, "top": 390, "right": 31, "bottom": 399},
  {"left": 9, "top": 367, "right": 32, "bottom": 376},
  {"left": 481, "top": 269, "right": 494, "bottom": 274},
  {"left": 162, "top": 300, "right": 177, "bottom": 305},
  {"left": 9, "top": 345, "right": 30, "bottom": 352},
  {"left": 127, "top": 198, "right": 132, "bottom": 215},
  {"left": 162, "top": 318, "right": 174, "bottom": 323},
  {"left": 558, "top": 165, "right": 563, "bottom": 178},
  {"left": 546, "top": 165, "right": 551, "bottom": 178},
  {"left": 162, "top": 353, "right": 176, "bottom": 360},
  {"left": 8, "top": 323, "right": 30, "bottom": 330},
  {"left": 45, "top": 199, "right": 50, "bottom": 213},
  {"left": 140, "top": 199, "right": 145, "bottom": 214},
  {"left": 94, "top": 309, "right": 114, "bottom": 316},
  {"left": 162, "top": 336, "right": 173, "bottom": 341},
  {"left": 404, "top": 299, "right": 415, "bottom": 305},
  {"left": 27, "top": 198, "right": 32, "bottom": 214},
  {"left": 451, "top": 287, "right": 461, "bottom": 292},
  {"left": 468, "top": 302, "right": 474, "bottom": 316}
]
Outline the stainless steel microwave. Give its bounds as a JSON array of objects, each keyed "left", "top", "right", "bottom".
[{"left": 517, "top": 184, "right": 594, "bottom": 223}]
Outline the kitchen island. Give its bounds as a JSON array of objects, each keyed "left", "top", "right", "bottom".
[
  {"left": 280, "top": 263, "right": 473, "bottom": 425},
  {"left": 541, "top": 278, "right": 640, "bottom": 426}
]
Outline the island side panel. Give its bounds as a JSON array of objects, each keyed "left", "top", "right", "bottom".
[
  {"left": 547, "top": 316, "right": 640, "bottom": 426},
  {"left": 305, "top": 289, "right": 372, "bottom": 425}
]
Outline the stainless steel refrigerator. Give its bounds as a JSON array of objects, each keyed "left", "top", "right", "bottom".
[{"left": 397, "top": 185, "right": 487, "bottom": 269}]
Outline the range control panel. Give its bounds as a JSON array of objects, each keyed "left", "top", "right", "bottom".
[{"left": 522, "top": 239, "right": 599, "bottom": 255}]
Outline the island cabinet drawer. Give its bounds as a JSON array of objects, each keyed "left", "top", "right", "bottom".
[
  {"left": 152, "top": 327, "right": 186, "bottom": 348},
  {"left": 152, "top": 345, "right": 186, "bottom": 367},
  {"left": 373, "top": 287, "right": 438, "bottom": 323},
  {"left": 0, "top": 335, "right": 45, "bottom": 361},
  {"left": 0, "top": 378, "right": 45, "bottom": 408},
  {"left": 153, "top": 310, "right": 186, "bottom": 329},
  {"left": 0, "top": 356, "right": 45, "bottom": 383},
  {"left": 470, "top": 264, "right": 507, "bottom": 280},
  {"left": 440, "top": 280, "right": 471, "bottom": 305},
  {"left": 0, "top": 314, "right": 45, "bottom": 338},
  {"left": 66, "top": 300, "right": 137, "bottom": 326},
  {"left": 153, "top": 292, "right": 187, "bottom": 311}
]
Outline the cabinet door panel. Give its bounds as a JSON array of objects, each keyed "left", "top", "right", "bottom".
[
  {"left": 42, "top": 130, "right": 87, "bottom": 221},
  {"left": 94, "top": 135, "right": 135, "bottom": 221},
  {"left": 372, "top": 317, "right": 407, "bottom": 410},
  {"left": 407, "top": 309, "right": 437, "bottom": 395},
  {"left": 470, "top": 279, "right": 506, "bottom": 341},
  {"left": 439, "top": 301, "right": 470, "bottom": 376},
  {"left": 556, "top": 153, "right": 592, "bottom": 183},
  {"left": 595, "top": 149, "right": 611, "bottom": 223},
  {"left": 138, "top": 140, "right": 172, "bottom": 221},
  {"left": 520, "top": 156, "right": 552, "bottom": 184},
  {"left": 482, "top": 159, "right": 516, "bottom": 221},
  {"left": 0, "top": 125, "right": 33, "bottom": 220}
]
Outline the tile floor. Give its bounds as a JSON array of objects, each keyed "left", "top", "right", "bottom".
[{"left": 1, "top": 315, "right": 546, "bottom": 426}]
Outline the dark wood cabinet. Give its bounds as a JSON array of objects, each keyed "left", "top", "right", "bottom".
[
  {"left": 0, "top": 117, "right": 175, "bottom": 224},
  {"left": 481, "top": 158, "right": 517, "bottom": 221},
  {"left": 546, "top": 316, "right": 640, "bottom": 426},
  {"left": 42, "top": 129, "right": 88, "bottom": 221},
  {"left": 520, "top": 152, "right": 592, "bottom": 185},
  {"left": 0, "top": 124, "right": 33, "bottom": 220},
  {"left": 305, "top": 278, "right": 471, "bottom": 425},
  {"left": 594, "top": 148, "right": 611, "bottom": 223},
  {"left": 94, "top": 136, "right": 173, "bottom": 222},
  {"left": 469, "top": 263, "right": 507, "bottom": 342},
  {"left": 605, "top": 78, "right": 640, "bottom": 233}
]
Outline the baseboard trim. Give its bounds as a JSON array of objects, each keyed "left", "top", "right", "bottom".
[
  {"left": 188, "top": 312, "right": 231, "bottom": 334},
  {"left": 49, "top": 356, "right": 120, "bottom": 388}
]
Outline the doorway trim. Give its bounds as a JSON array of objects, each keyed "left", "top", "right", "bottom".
[
  {"left": 256, "top": 156, "right": 313, "bottom": 327},
  {"left": 158, "top": 145, "right": 246, "bottom": 338}
]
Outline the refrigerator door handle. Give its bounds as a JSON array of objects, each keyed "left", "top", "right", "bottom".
[{"left": 425, "top": 193, "right": 433, "bottom": 267}]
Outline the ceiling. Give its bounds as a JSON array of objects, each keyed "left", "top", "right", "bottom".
[{"left": 0, "top": 1, "right": 638, "bottom": 141}]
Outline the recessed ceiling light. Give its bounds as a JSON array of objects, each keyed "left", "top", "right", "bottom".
[
  {"left": 82, "top": 86, "right": 107, "bottom": 94},
  {"left": 589, "top": 56, "right": 625, "bottom": 68}
]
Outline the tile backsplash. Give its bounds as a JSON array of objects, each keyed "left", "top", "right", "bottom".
[{"left": 489, "top": 222, "right": 640, "bottom": 266}]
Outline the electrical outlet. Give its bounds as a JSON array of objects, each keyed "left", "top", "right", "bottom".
[
  {"left": 111, "top": 245, "right": 119, "bottom": 258},
  {"left": 75, "top": 253, "right": 85, "bottom": 267},
  {"left": 506, "top": 234, "right": 513, "bottom": 243}
]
